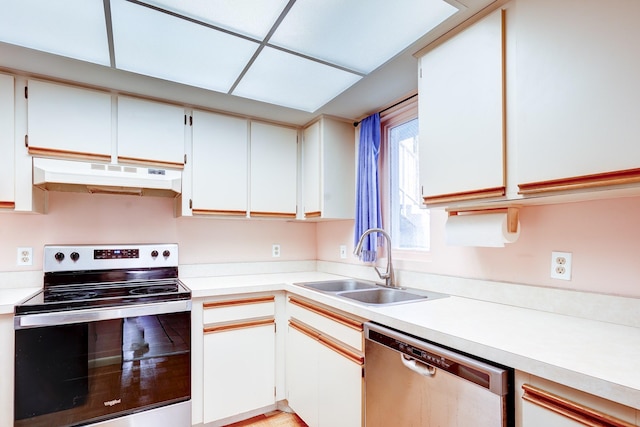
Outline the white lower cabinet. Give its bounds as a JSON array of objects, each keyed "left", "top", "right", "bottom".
[
  {"left": 287, "top": 325, "right": 320, "bottom": 426},
  {"left": 517, "top": 372, "right": 638, "bottom": 427},
  {"left": 316, "top": 339, "right": 363, "bottom": 427},
  {"left": 286, "top": 297, "right": 364, "bottom": 427},
  {"left": 0, "top": 314, "right": 14, "bottom": 427},
  {"left": 201, "top": 296, "right": 277, "bottom": 425}
]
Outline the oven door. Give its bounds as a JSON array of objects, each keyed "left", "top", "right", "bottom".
[{"left": 14, "top": 301, "right": 191, "bottom": 427}]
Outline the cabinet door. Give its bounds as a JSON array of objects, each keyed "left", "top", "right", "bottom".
[
  {"left": 203, "top": 324, "right": 275, "bottom": 423},
  {"left": 250, "top": 122, "right": 297, "bottom": 218},
  {"left": 191, "top": 111, "right": 248, "bottom": 215},
  {"left": 27, "top": 80, "right": 112, "bottom": 161},
  {"left": 419, "top": 10, "right": 504, "bottom": 205},
  {"left": 317, "top": 341, "right": 363, "bottom": 427},
  {"left": 302, "top": 121, "right": 321, "bottom": 216},
  {"left": 302, "top": 118, "right": 355, "bottom": 220},
  {"left": 516, "top": 0, "right": 640, "bottom": 195},
  {"left": 0, "top": 74, "right": 14, "bottom": 209},
  {"left": 287, "top": 325, "right": 319, "bottom": 427},
  {"left": 117, "top": 96, "right": 185, "bottom": 168},
  {"left": 522, "top": 399, "right": 585, "bottom": 427}
]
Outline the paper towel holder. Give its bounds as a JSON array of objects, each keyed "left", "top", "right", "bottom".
[{"left": 447, "top": 206, "right": 520, "bottom": 234}]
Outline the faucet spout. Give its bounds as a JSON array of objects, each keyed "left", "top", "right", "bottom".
[{"left": 354, "top": 228, "right": 396, "bottom": 288}]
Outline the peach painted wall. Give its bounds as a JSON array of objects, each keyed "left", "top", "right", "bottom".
[
  {"left": 4, "top": 191, "right": 640, "bottom": 299},
  {"left": 0, "top": 191, "right": 316, "bottom": 272},
  {"left": 317, "top": 196, "right": 640, "bottom": 298}
]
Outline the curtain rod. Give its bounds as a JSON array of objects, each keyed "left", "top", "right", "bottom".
[{"left": 353, "top": 93, "right": 418, "bottom": 127}]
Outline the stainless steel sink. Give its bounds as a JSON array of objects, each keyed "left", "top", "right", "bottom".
[
  {"left": 300, "top": 279, "right": 379, "bottom": 293},
  {"left": 296, "top": 279, "right": 447, "bottom": 306},
  {"left": 338, "top": 288, "right": 428, "bottom": 305}
]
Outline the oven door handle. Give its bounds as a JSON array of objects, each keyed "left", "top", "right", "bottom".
[{"left": 15, "top": 300, "right": 191, "bottom": 329}]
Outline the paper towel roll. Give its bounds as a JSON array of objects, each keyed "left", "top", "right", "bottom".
[{"left": 445, "top": 212, "right": 520, "bottom": 247}]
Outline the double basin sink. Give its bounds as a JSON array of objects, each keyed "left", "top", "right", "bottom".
[{"left": 296, "top": 279, "right": 447, "bottom": 307}]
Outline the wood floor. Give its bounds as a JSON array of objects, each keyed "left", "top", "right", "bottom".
[{"left": 225, "top": 410, "right": 308, "bottom": 427}]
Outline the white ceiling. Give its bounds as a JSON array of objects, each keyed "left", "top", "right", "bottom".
[{"left": 0, "top": 0, "right": 497, "bottom": 126}]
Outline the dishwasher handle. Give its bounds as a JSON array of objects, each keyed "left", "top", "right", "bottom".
[{"left": 401, "top": 354, "right": 436, "bottom": 377}]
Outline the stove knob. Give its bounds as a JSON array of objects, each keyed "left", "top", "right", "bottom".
[
  {"left": 151, "top": 250, "right": 159, "bottom": 258},
  {"left": 54, "top": 252, "right": 65, "bottom": 262},
  {"left": 163, "top": 250, "right": 170, "bottom": 258},
  {"left": 70, "top": 252, "right": 80, "bottom": 262}
]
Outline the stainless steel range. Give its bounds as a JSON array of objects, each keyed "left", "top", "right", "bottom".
[{"left": 14, "top": 244, "right": 191, "bottom": 427}]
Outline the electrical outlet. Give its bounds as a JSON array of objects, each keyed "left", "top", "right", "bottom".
[
  {"left": 340, "top": 245, "right": 347, "bottom": 259},
  {"left": 550, "top": 251, "right": 572, "bottom": 280},
  {"left": 272, "top": 244, "right": 281, "bottom": 258},
  {"left": 17, "top": 247, "right": 33, "bottom": 266}
]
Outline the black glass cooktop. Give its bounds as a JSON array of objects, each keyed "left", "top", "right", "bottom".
[{"left": 16, "top": 278, "right": 191, "bottom": 316}]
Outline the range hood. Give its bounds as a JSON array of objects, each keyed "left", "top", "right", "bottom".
[{"left": 33, "top": 157, "right": 182, "bottom": 197}]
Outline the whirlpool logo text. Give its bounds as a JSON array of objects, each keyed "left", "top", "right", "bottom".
[{"left": 103, "top": 399, "right": 122, "bottom": 407}]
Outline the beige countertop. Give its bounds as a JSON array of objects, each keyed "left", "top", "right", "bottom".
[
  {"left": 2, "top": 271, "right": 638, "bottom": 411},
  {"left": 0, "top": 288, "right": 40, "bottom": 314},
  {"left": 183, "top": 271, "right": 640, "bottom": 411}
]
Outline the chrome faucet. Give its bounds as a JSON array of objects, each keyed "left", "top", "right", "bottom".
[{"left": 354, "top": 228, "right": 396, "bottom": 288}]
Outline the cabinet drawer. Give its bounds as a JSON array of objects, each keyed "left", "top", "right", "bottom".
[
  {"left": 203, "top": 296, "right": 275, "bottom": 325},
  {"left": 288, "top": 296, "right": 364, "bottom": 352}
]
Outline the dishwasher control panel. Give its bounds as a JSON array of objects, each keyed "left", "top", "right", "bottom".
[
  {"left": 365, "top": 323, "right": 510, "bottom": 395},
  {"left": 369, "top": 329, "right": 454, "bottom": 370}
]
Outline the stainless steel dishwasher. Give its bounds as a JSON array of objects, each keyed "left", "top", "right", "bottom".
[{"left": 365, "top": 323, "right": 513, "bottom": 427}]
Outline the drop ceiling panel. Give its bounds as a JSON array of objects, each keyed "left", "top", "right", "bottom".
[
  {"left": 0, "top": 0, "right": 110, "bottom": 66},
  {"left": 111, "top": 0, "right": 259, "bottom": 92},
  {"left": 232, "top": 47, "right": 362, "bottom": 112},
  {"left": 136, "top": 0, "right": 289, "bottom": 40},
  {"left": 269, "top": 0, "right": 459, "bottom": 74}
]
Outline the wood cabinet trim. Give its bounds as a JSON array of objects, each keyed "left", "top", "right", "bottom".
[
  {"left": 317, "top": 334, "right": 364, "bottom": 365},
  {"left": 289, "top": 320, "right": 363, "bottom": 365},
  {"left": 423, "top": 186, "right": 506, "bottom": 205},
  {"left": 288, "top": 297, "right": 363, "bottom": 331},
  {"left": 28, "top": 147, "right": 111, "bottom": 162},
  {"left": 522, "top": 384, "right": 635, "bottom": 427},
  {"left": 289, "top": 318, "right": 321, "bottom": 340},
  {"left": 204, "top": 318, "right": 274, "bottom": 334},
  {"left": 250, "top": 211, "right": 297, "bottom": 219},
  {"left": 117, "top": 156, "right": 184, "bottom": 170},
  {"left": 0, "top": 201, "right": 15, "bottom": 209},
  {"left": 304, "top": 211, "right": 322, "bottom": 218},
  {"left": 518, "top": 169, "right": 640, "bottom": 195},
  {"left": 192, "top": 209, "right": 247, "bottom": 217},
  {"left": 203, "top": 296, "right": 275, "bottom": 309}
]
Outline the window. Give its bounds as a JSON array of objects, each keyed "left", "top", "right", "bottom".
[{"left": 381, "top": 98, "right": 430, "bottom": 251}]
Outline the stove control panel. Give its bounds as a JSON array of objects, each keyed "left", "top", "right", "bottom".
[
  {"left": 94, "top": 248, "right": 140, "bottom": 260},
  {"left": 44, "top": 244, "right": 178, "bottom": 273}
]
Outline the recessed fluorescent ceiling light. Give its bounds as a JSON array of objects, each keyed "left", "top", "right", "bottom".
[
  {"left": 111, "top": 0, "right": 259, "bottom": 92},
  {"left": 136, "top": 0, "right": 290, "bottom": 40},
  {"left": 270, "top": 0, "right": 458, "bottom": 74},
  {"left": 0, "top": 0, "right": 109, "bottom": 66},
  {"left": 232, "top": 46, "right": 362, "bottom": 112}
]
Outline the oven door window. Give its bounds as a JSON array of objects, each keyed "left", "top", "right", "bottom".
[{"left": 15, "top": 312, "right": 191, "bottom": 427}]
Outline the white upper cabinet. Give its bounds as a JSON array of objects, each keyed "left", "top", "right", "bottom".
[
  {"left": 117, "top": 96, "right": 185, "bottom": 168},
  {"left": 515, "top": 0, "right": 640, "bottom": 196},
  {"left": 418, "top": 9, "right": 504, "bottom": 205},
  {"left": 26, "top": 79, "right": 112, "bottom": 161},
  {"left": 191, "top": 110, "right": 248, "bottom": 216},
  {"left": 302, "top": 116, "right": 355, "bottom": 220},
  {"left": 0, "top": 73, "right": 14, "bottom": 209},
  {"left": 250, "top": 121, "right": 297, "bottom": 218}
]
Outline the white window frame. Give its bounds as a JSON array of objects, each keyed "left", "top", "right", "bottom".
[{"left": 379, "top": 96, "right": 432, "bottom": 263}]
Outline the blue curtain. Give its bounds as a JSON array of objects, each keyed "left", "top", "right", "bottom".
[{"left": 354, "top": 113, "right": 381, "bottom": 262}]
